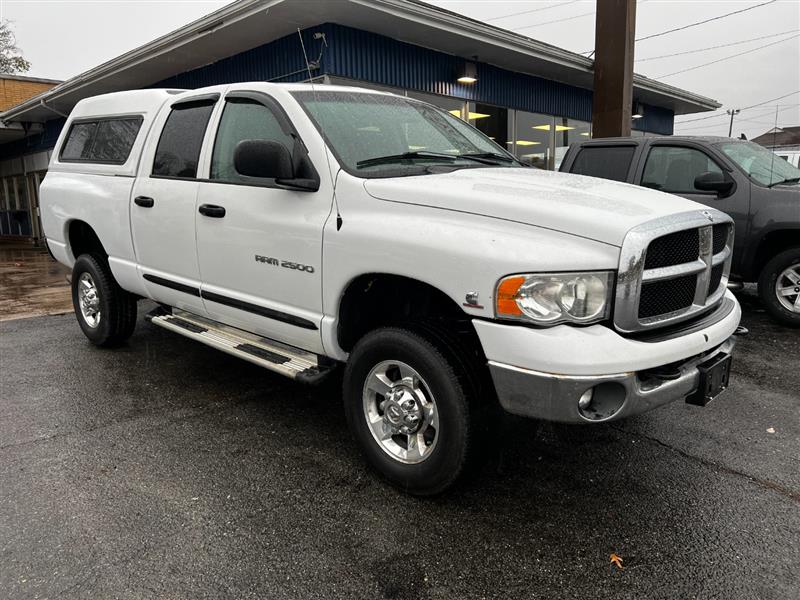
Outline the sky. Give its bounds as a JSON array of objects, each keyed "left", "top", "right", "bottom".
[{"left": 2, "top": 0, "right": 799, "bottom": 139}]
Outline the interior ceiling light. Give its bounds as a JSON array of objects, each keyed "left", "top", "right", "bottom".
[
  {"left": 532, "top": 124, "right": 575, "bottom": 132},
  {"left": 506, "top": 140, "right": 541, "bottom": 146},
  {"left": 457, "top": 60, "right": 478, "bottom": 84},
  {"left": 580, "top": 132, "right": 591, "bottom": 137}
]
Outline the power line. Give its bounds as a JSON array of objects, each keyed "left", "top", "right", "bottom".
[
  {"left": 636, "top": 0, "right": 778, "bottom": 43},
  {"left": 512, "top": 9, "right": 594, "bottom": 31},
  {"left": 674, "top": 94, "right": 800, "bottom": 126},
  {"left": 486, "top": 0, "right": 580, "bottom": 22},
  {"left": 635, "top": 29, "right": 800, "bottom": 62},
  {"left": 656, "top": 33, "right": 799, "bottom": 78},
  {"left": 675, "top": 105, "right": 799, "bottom": 131},
  {"left": 741, "top": 90, "right": 800, "bottom": 111}
]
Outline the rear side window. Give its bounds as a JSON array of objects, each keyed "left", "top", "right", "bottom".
[
  {"left": 570, "top": 146, "right": 635, "bottom": 182},
  {"left": 60, "top": 118, "right": 142, "bottom": 164},
  {"left": 153, "top": 99, "right": 216, "bottom": 178}
]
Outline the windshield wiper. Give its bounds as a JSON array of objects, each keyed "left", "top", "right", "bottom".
[
  {"left": 356, "top": 151, "right": 459, "bottom": 169},
  {"left": 356, "top": 150, "right": 515, "bottom": 169},
  {"left": 768, "top": 176, "right": 800, "bottom": 188},
  {"left": 461, "top": 152, "right": 517, "bottom": 164}
]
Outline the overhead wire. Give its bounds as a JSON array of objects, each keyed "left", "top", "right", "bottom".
[
  {"left": 635, "top": 0, "right": 779, "bottom": 43},
  {"left": 655, "top": 33, "right": 799, "bottom": 78},
  {"left": 486, "top": 0, "right": 581, "bottom": 22},
  {"left": 582, "top": 0, "right": 780, "bottom": 56},
  {"left": 635, "top": 29, "right": 800, "bottom": 62}
]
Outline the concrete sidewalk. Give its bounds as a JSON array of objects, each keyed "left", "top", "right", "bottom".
[{"left": 0, "top": 243, "right": 71, "bottom": 321}]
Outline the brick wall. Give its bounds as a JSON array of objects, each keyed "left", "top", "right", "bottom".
[{"left": 0, "top": 78, "right": 57, "bottom": 112}]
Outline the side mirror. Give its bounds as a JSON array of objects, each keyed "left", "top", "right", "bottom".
[
  {"left": 694, "top": 171, "right": 734, "bottom": 196},
  {"left": 234, "top": 139, "right": 294, "bottom": 180}
]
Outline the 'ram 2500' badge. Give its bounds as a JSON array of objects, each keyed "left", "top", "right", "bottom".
[{"left": 255, "top": 255, "right": 315, "bottom": 274}]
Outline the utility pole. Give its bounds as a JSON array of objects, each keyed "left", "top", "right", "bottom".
[
  {"left": 592, "top": 0, "right": 637, "bottom": 138},
  {"left": 727, "top": 109, "right": 740, "bottom": 137}
]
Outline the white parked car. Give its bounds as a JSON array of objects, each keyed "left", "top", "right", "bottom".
[{"left": 41, "top": 83, "right": 742, "bottom": 494}]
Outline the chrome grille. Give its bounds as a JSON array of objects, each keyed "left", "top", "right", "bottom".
[
  {"left": 638, "top": 273, "right": 697, "bottom": 319},
  {"left": 644, "top": 229, "right": 699, "bottom": 269},
  {"left": 614, "top": 210, "right": 734, "bottom": 333}
]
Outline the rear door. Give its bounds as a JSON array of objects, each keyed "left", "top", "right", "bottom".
[{"left": 130, "top": 93, "right": 220, "bottom": 315}]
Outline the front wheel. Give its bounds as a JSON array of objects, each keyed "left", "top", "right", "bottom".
[
  {"left": 71, "top": 254, "right": 138, "bottom": 346},
  {"left": 343, "top": 327, "right": 476, "bottom": 495},
  {"left": 758, "top": 248, "right": 800, "bottom": 327}
]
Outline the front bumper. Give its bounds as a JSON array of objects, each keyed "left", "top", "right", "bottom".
[
  {"left": 477, "top": 291, "right": 742, "bottom": 423},
  {"left": 489, "top": 336, "right": 735, "bottom": 423}
]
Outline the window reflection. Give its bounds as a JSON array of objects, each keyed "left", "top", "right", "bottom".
[
  {"left": 513, "top": 112, "right": 553, "bottom": 169},
  {"left": 466, "top": 102, "right": 510, "bottom": 147},
  {"left": 554, "top": 118, "right": 591, "bottom": 170}
]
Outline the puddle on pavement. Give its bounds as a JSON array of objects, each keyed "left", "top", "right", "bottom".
[{"left": 0, "top": 244, "right": 73, "bottom": 321}]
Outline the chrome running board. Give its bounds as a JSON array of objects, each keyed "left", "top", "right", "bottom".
[{"left": 145, "top": 307, "right": 334, "bottom": 383}]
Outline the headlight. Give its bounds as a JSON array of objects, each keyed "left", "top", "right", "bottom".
[{"left": 495, "top": 271, "right": 614, "bottom": 325}]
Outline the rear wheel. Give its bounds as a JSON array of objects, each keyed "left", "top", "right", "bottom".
[
  {"left": 758, "top": 248, "right": 800, "bottom": 327},
  {"left": 343, "top": 327, "right": 477, "bottom": 495},
  {"left": 71, "top": 254, "right": 138, "bottom": 346}
]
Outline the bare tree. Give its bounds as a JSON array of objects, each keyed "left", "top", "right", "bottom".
[{"left": 0, "top": 19, "right": 31, "bottom": 74}]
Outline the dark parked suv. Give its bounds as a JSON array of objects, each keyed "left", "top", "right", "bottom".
[{"left": 560, "top": 136, "right": 800, "bottom": 326}]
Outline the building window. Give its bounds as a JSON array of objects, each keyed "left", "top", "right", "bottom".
[
  {"left": 554, "top": 118, "right": 591, "bottom": 170},
  {"left": 466, "top": 102, "right": 511, "bottom": 147},
  {"left": 512, "top": 112, "right": 554, "bottom": 169}
]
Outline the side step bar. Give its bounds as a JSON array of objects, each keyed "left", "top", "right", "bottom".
[{"left": 145, "top": 308, "right": 335, "bottom": 384}]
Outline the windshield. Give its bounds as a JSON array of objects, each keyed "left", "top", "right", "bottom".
[
  {"left": 292, "top": 90, "right": 519, "bottom": 177},
  {"left": 717, "top": 140, "right": 800, "bottom": 186}
]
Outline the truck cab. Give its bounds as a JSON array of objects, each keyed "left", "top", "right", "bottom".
[{"left": 560, "top": 136, "right": 800, "bottom": 325}]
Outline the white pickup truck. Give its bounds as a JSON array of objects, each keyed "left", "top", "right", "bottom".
[{"left": 41, "top": 83, "right": 742, "bottom": 494}]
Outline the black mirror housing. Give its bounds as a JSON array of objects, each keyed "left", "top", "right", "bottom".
[
  {"left": 234, "top": 139, "right": 294, "bottom": 180},
  {"left": 694, "top": 171, "right": 734, "bottom": 196}
]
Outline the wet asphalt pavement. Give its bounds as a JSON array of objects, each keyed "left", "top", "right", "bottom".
[{"left": 1, "top": 291, "right": 798, "bottom": 599}]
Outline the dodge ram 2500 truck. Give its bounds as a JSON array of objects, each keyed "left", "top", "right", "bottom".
[{"left": 41, "top": 83, "right": 742, "bottom": 495}]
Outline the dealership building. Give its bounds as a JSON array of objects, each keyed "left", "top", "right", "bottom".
[{"left": 0, "top": 0, "right": 719, "bottom": 242}]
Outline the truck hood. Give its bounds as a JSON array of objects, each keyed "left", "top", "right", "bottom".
[{"left": 364, "top": 167, "right": 705, "bottom": 247}]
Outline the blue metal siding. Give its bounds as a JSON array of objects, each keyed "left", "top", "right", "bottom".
[
  {"left": 0, "top": 118, "right": 64, "bottom": 160},
  {"left": 153, "top": 29, "right": 322, "bottom": 89},
  {"left": 152, "top": 23, "right": 673, "bottom": 134}
]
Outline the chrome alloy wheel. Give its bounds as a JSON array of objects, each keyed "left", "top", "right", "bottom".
[
  {"left": 775, "top": 264, "right": 800, "bottom": 313},
  {"left": 77, "top": 272, "right": 101, "bottom": 328},
  {"left": 362, "top": 360, "right": 439, "bottom": 464}
]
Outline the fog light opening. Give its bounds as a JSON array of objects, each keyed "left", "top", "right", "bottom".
[
  {"left": 578, "top": 388, "right": 593, "bottom": 410},
  {"left": 577, "top": 382, "right": 627, "bottom": 421}
]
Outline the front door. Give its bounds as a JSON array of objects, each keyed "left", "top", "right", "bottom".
[
  {"left": 195, "top": 92, "right": 332, "bottom": 353},
  {"left": 638, "top": 143, "right": 750, "bottom": 267},
  {"left": 130, "top": 95, "right": 219, "bottom": 315}
]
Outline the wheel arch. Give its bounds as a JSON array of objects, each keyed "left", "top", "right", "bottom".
[
  {"left": 67, "top": 219, "right": 108, "bottom": 262},
  {"left": 745, "top": 227, "right": 800, "bottom": 281},
  {"left": 336, "top": 272, "right": 472, "bottom": 353}
]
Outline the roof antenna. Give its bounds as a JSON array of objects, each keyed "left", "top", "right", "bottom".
[
  {"left": 768, "top": 104, "right": 779, "bottom": 186},
  {"left": 298, "top": 28, "right": 343, "bottom": 231}
]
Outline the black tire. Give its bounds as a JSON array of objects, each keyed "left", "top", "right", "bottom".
[
  {"left": 758, "top": 248, "right": 800, "bottom": 327},
  {"left": 343, "top": 327, "right": 478, "bottom": 495},
  {"left": 71, "top": 253, "right": 138, "bottom": 346}
]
